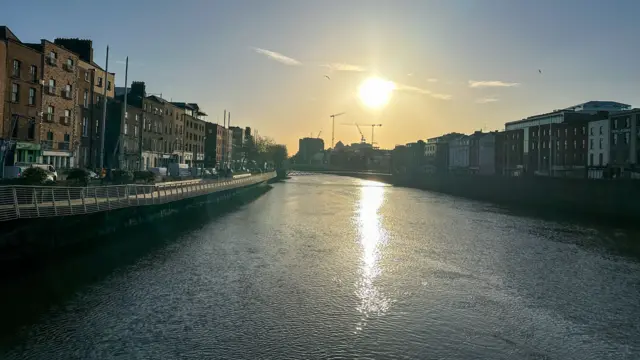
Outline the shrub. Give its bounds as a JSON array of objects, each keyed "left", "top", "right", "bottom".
[
  {"left": 111, "top": 170, "right": 133, "bottom": 184},
  {"left": 66, "top": 168, "right": 90, "bottom": 186},
  {"left": 112, "top": 169, "right": 133, "bottom": 184},
  {"left": 133, "top": 170, "right": 156, "bottom": 183},
  {"left": 22, "top": 167, "right": 49, "bottom": 185}
]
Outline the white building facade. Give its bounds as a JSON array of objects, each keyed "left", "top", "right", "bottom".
[
  {"left": 449, "top": 136, "right": 469, "bottom": 169},
  {"left": 588, "top": 119, "right": 610, "bottom": 167}
]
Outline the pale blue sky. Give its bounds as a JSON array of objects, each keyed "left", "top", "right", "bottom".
[{"left": 5, "top": 0, "right": 640, "bottom": 151}]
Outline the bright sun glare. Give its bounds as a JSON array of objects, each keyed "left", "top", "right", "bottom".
[{"left": 358, "top": 77, "right": 395, "bottom": 109}]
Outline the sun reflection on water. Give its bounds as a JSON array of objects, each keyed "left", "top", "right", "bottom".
[{"left": 354, "top": 180, "right": 390, "bottom": 331}]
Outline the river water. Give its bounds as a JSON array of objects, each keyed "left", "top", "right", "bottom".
[{"left": 1, "top": 175, "right": 639, "bottom": 359}]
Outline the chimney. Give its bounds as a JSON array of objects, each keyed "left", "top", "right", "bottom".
[
  {"left": 130, "top": 81, "right": 146, "bottom": 99},
  {"left": 54, "top": 38, "right": 93, "bottom": 63}
]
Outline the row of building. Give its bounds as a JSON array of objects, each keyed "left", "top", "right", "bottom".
[
  {"left": 0, "top": 26, "right": 250, "bottom": 173},
  {"left": 393, "top": 101, "right": 639, "bottom": 179}
]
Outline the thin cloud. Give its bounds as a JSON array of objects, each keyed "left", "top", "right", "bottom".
[
  {"left": 468, "top": 80, "right": 519, "bottom": 88},
  {"left": 252, "top": 47, "right": 301, "bottom": 66},
  {"left": 475, "top": 97, "right": 499, "bottom": 104},
  {"left": 426, "top": 78, "right": 438, "bottom": 83},
  {"left": 322, "top": 63, "right": 366, "bottom": 72},
  {"left": 396, "top": 83, "right": 452, "bottom": 100}
]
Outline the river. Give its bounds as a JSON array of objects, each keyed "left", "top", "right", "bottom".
[{"left": 1, "top": 174, "right": 639, "bottom": 359}]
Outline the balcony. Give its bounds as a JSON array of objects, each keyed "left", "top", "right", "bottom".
[
  {"left": 58, "top": 141, "right": 70, "bottom": 151},
  {"left": 41, "top": 140, "right": 54, "bottom": 150}
]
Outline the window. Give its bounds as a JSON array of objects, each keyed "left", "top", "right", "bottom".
[
  {"left": 97, "top": 77, "right": 103, "bottom": 87},
  {"left": 134, "top": 125, "right": 138, "bottom": 136},
  {"left": 542, "top": 129, "right": 546, "bottom": 136},
  {"left": 96, "top": 95, "right": 102, "bottom": 104},
  {"left": 83, "top": 91, "right": 89, "bottom": 108},
  {"left": 11, "top": 83, "right": 19, "bottom": 102},
  {"left": 28, "top": 88, "right": 36, "bottom": 105},
  {"left": 542, "top": 141, "right": 546, "bottom": 149},
  {"left": 599, "top": 153, "right": 603, "bottom": 166},
  {"left": 47, "top": 105, "right": 54, "bottom": 114},
  {"left": 564, "top": 129, "right": 568, "bottom": 137},
  {"left": 49, "top": 79, "right": 56, "bottom": 88},
  {"left": 599, "top": 138, "right": 603, "bottom": 149},
  {"left": 589, "top": 153, "right": 593, "bottom": 166},
  {"left": 613, "top": 134, "right": 618, "bottom": 145},
  {"left": 599, "top": 126, "right": 603, "bottom": 135},
  {"left": 612, "top": 120, "right": 617, "bottom": 130},
  {"left": 12, "top": 59, "right": 20, "bottom": 77},
  {"left": 30, "top": 65, "right": 37, "bottom": 82},
  {"left": 84, "top": 72, "right": 90, "bottom": 82},
  {"left": 590, "top": 139, "right": 594, "bottom": 149},
  {"left": 64, "top": 133, "right": 70, "bottom": 142},
  {"left": 590, "top": 127, "right": 594, "bottom": 136},
  {"left": 107, "top": 81, "right": 111, "bottom": 90},
  {"left": 64, "top": 109, "right": 70, "bottom": 118},
  {"left": 573, "top": 140, "right": 577, "bottom": 149},
  {"left": 582, "top": 139, "right": 586, "bottom": 149},
  {"left": 27, "top": 120, "right": 35, "bottom": 139},
  {"left": 65, "top": 84, "right": 71, "bottom": 97},
  {"left": 124, "top": 123, "right": 128, "bottom": 135},
  {"left": 625, "top": 133, "right": 630, "bottom": 144},
  {"left": 82, "top": 116, "right": 88, "bottom": 136},
  {"left": 95, "top": 120, "right": 99, "bottom": 135},
  {"left": 625, "top": 118, "right": 630, "bottom": 128},
  {"left": 47, "top": 131, "right": 54, "bottom": 141},
  {"left": 582, "top": 126, "right": 586, "bottom": 135},
  {"left": 573, "top": 128, "right": 577, "bottom": 135},
  {"left": 49, "top": 51, "right": 57, "bottom": 60}
]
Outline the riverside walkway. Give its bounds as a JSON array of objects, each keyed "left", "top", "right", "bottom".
[{"left": 0, "top": 172, "right": 275, "bottom": 222}]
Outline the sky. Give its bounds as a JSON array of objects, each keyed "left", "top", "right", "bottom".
[{"left": 4, "top": 0, "right": 640, "bottom": 153}]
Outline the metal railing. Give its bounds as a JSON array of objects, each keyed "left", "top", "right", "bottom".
[{"left": 0, "top": 172, "right": 275, "bottom": 222}]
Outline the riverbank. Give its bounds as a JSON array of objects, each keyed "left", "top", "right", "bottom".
[
  {"left": 0, "top": 173, "right": 275, "bottom": 267},
  {"left": 391, "top": 173, "right": 639, "bottom": 227}
]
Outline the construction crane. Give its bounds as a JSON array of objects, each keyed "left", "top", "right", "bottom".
[
  {"left": 329, "top": 112, "right": 346, "bottom": 149},
  {"left": 341, "top": 123, "right": 383, "bottom": 146},
  {"left": 355, "top": 124, "right": 366, "bottom": 143}
]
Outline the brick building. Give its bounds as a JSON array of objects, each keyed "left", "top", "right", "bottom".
[
  {"left": 0, "top": 26, "right": 43, "bottom": 165},
  {"left": 104, "top": 100, "right": 143, "bottom": 170},
  {"left": 609, "top": 109, "right": 640, "bottom": 170},
  {"left": 204, "top": 122, "right": 225, "bottom": 168},
  {"left": 172, "top": 102, "right": 207, "bottom": 166},
  {"left": 495, "top": 129, "right": 524, "bottom": 176},
  {"left": 54, "top": 38, "right": 115, "bottom": 169},
  {"left": 24, "top": 40, "right": 80, "bottom": 168}
]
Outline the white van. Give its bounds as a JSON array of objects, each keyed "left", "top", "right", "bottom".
[{"left": 15, "top": 162, "right": 58, "bottom": 181}]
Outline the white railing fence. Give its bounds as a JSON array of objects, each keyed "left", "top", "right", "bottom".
[{"left": 0, "top": 173, "right": 274, "bottom": 222}]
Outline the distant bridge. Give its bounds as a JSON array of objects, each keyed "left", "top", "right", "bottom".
[{"left": 285, "top": 169, "right": 393, "bottom": 182}]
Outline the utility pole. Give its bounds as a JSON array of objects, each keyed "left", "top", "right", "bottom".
[
  {"left": 227, "top": 111, "right": 231, "bottom": 169},
  {"left": 99, "top": 45, "right": 109, "bottom": 169},
  {"left": 222, "top": 110, "right": 227, "bottom": 169},
  {"left": 115, "top": 56, "right": 128, "bottom": 169}
]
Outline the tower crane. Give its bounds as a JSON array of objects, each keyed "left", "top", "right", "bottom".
[
  {"left": 329, "top": 112, "right": 346, "bottom": 149},
  {"left": 341, "top": 123, "right": 383, "bottom": 147},
  {"left": 355, "top": 124, "right": 366, "bottom": 143}
]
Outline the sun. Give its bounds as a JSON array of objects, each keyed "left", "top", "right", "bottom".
[{"left": 358, "top": 77, "right": 395, "bottom": 109}]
